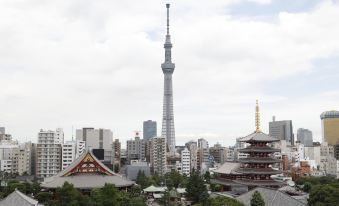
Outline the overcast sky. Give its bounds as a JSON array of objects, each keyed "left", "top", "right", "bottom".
[{"left": 1, "top": 0, "right": 339, "bottom": 147}]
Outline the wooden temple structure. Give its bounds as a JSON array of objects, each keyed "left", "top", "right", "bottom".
[
  {"left": 212, "top": 101, "right": 285, "bottom": 193},
  {"left": 41, "top": 149, "right": 134, "bottom": 191}
]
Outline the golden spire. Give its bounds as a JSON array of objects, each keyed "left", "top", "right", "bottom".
[{"left": 255, "top": 100, "right": 261, "bottom": 133}]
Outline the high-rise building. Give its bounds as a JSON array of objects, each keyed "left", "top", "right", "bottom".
[
  {"left": 113, "top": 139, "right": 121, "bottom": 165},
  {"left": 198, "top": 138, "right": 209, "bottom": 149},
  {"left": 297, "top": 128, "right": 313, "bottom": 147},
  {"left": 75, "top": 140, "right": 86, "bottom": 158},
  {"left": 197, "top": 148, "right": 209, "bottom": 171},
  {"left": 209, "top": 143, "right": 228, "bottom": 164},
  {"left": 269, "top": 117, "right": 294, "bottom": 145},
  {"left": 76, "top": 128, "right": 113, "bottom": 162},
  {"left": 126, "top": 132, "right": 146, "bottom": 163},
  {"left": 161, "top": 4, "right": 176, "bottom": 154},
  {"left": 143, "top": 120, "right": 157, "bottom": 140},
  {"left": 321, "top": 111, "right": 339, "bottom": 145},
  {"left": 150, "top": 137, "right": 166, "bottom": 175},
  {"left": 0, "top": 127, "right": 5, "bottom": 134},
  {"left": 18, "top": 142, "right": 33, "bottom": 175},
  {"left": 36, "top": 129, "right": 63, "bottom": 178},
  {"left": 0, "top": 141, "right": 19, "bottom": 174},
  {"left": 185, "top": 141, "right": 198, "bottom": 172},
  {"left": 181, "top": 148, "right": 190, "bottom": 176},
  {"left": 62, "top": 141, "right": 76, "bottom": 170}
]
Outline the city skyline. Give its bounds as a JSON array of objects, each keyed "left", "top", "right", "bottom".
[{"left": 1, "top": 0, "right": 339, "bottom": 147}]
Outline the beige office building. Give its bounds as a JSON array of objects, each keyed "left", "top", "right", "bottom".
[{"left": 321, "top": 111, "right": 339, "bottom": 145}]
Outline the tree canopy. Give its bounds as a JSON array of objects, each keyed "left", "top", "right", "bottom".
[
  {"left": 250, "top": 191, "right": 265, "bottom": 206},
  {"left": 186, "top": 170, "right": 209, "bottom": 204}
]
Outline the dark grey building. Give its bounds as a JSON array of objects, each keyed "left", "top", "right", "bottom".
[
  {"left": 297, "top": 128, "right": 313, "bottom": 147},
  {"left": 143, "top": 120, "right": 157, "bottom": 140},
  {"left": 126, "top": 162, "right": 151, "bottom": 181},
  {"left": 269, "top": 116, "right": 294, "bottom": 145}
]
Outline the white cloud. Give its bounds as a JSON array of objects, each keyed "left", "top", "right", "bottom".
[{"left": 0, "top": 0, "right": 338, "bottom": 147}]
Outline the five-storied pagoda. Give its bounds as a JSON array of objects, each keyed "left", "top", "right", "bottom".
[
  {"left": 212, "top": 101, "right": 284, "bottom": 193},
  {"left": 161, "top": 4, "right": 176, "bottom": 154}
]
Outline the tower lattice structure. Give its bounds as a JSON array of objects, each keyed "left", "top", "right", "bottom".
[{"left": 161, "top": 4, "right": 176, "bottom": 154}]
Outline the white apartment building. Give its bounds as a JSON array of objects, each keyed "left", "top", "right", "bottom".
[
  {"left": 198, "top": 138, "right": 209, "bottom": 149},
  {"left": 150, "top": 137, "right": 166, "bottom": 175},
  {"left": 0, "top": 141, "right": 20, "bottom": 174},
  {"left": 126, "top": 134, "right": 146, "bottom": 163},
  {"left": 62, "top": 141, "right": 76, "bottom": 170},
  {"left": 181, "top": 147, "right": 190, "bottom": 176},
  {"left": 18, "top": 142, "right": 32, "bottom": 175},
  {"left": 76, "top": 140, "right": 86, "bottom": 158},
  {"left": 36, "top": 129, "right": 63, "bottom": 178}
]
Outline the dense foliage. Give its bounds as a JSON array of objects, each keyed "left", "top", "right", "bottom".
[
  {"left": 250, "top": 191, "right": 265, "bottom": 206},
  {"left": 37, "top": 182, "right": 146, "bottom": 206},
  {"left": 295, "top": 176, "right": 339, "bottom": 206},
  {"left": 186, "top": 170, "right": 209, "bottom": 205},
  {"left": 136, "top": 170, "right": 188, "bottom": 189}
]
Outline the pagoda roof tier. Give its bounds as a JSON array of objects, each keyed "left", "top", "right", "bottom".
[
  {"left": 233, "top": 179, "right": 285, "bottom": 186},
  {"left": 239, "top": 132, "right": 279, "bottom": 143},
  {"left": 234, "top": 168, "right": 282, "bottom": 175},
  {"left": 239, "top": 157, "right": 281, "bottom": 164},
  {"left": 211, "top": 178, "right": 285, "bottom": 187},
  {"left": 238, "top": 146, "right": 280, "bottom": 153}
]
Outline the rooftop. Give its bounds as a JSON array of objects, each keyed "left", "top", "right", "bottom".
[
  {"left": 239, "top": 131, "right": 280, "bottom": 143},
  {"left": 0, "top": 189, "right": 42, "bottom": 206},
  {"left": 320, "top": 110, "right": 339, "bottom": 119},
  {"left": 236, "top": 187, "right": 306, "bottom": 206}
]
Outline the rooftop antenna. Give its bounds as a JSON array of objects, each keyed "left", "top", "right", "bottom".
[
  {"left": 72, "top": 125, "right": 74, "bottom": 141},
  {"left": 166, "top": 3, "right": 170, "bottom": 35}
]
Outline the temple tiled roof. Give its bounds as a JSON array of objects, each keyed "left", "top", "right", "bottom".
[
  {"left": 239, "top": 132, "right": 279, "bottom": 143},
  {"left": 238, "top": 157, "right": 281, "bottom": 164},
  {"left": 236, "top": 187, "right": 306, "bottom": 206},
  {"left": 41, "top": 150, "right": 134, "bottom": 189},
  {"left": 213, "top": 162, "right": 241, "bottom": 175},
  {"left": 0, "top": 189, "right": 42, "bottom": 206}
]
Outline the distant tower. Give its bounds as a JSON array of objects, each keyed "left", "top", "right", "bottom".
[{"left": 161, "top": 4, "right": 176, "bottom": 154}]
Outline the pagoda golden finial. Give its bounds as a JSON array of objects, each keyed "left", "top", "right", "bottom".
[{"left": 255, "top": 100, "right": 261, "bottom": 133}]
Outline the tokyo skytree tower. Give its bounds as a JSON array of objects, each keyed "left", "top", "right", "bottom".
[{"left": 161, "top": 4, "right": 176, "bottom": 154}]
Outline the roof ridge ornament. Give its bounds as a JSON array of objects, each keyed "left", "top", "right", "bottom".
[{"left": 255, "top": 100, "right": 261, "bottom": 133}]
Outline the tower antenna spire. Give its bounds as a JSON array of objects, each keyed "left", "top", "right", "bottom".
[
  {"left": 255, "top": 100, "right": 261, "bottom": 133},
  {"left": 166, "top": 4, "right": 170, "bottom": 35}
]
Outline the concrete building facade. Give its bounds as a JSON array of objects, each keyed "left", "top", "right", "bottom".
[
  {"left": 150, "top": 137, "right": 166, "bottom": 175},
  {"left": 269, "top": 117, "right": 294, "bottom": 145},
  {"left": 126, "top": 133, "right": 146, "bottom": 163},
  {"left": 36, "top": 129, "right": 63, "bottom": 178},
  {"left": 297, "top": 128, "right": 313, "bottom": 147},
  {"left": 181, "top": 147, "right": 190, "bottom": 176}
]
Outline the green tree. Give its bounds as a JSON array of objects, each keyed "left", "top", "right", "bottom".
[
  {"left": 136, "top": 170, "right": 151, "bottom": 189},
  {"left": 204, "top": 171, "right": 211, "bottom": 184},
  {"left": 36, "top": 192, "right": 53, "bottom": 204},
  {"left": 186, "top": 170, "right": 209, "bottom": 204},
  {"left": 250, "top": 191, "right": 265, "bottom": 206},
  {"left": 308, "top": 184, "right": 339, "bottom": 206},
  {"left": 303, "top": 182, "right": 312, "bottom": 193},
  {"left": 167, "top": 170, "right": 183, "bottom": 188},
  {"left": 51, "top": 181, "right": 85, "bottom": 206}
]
